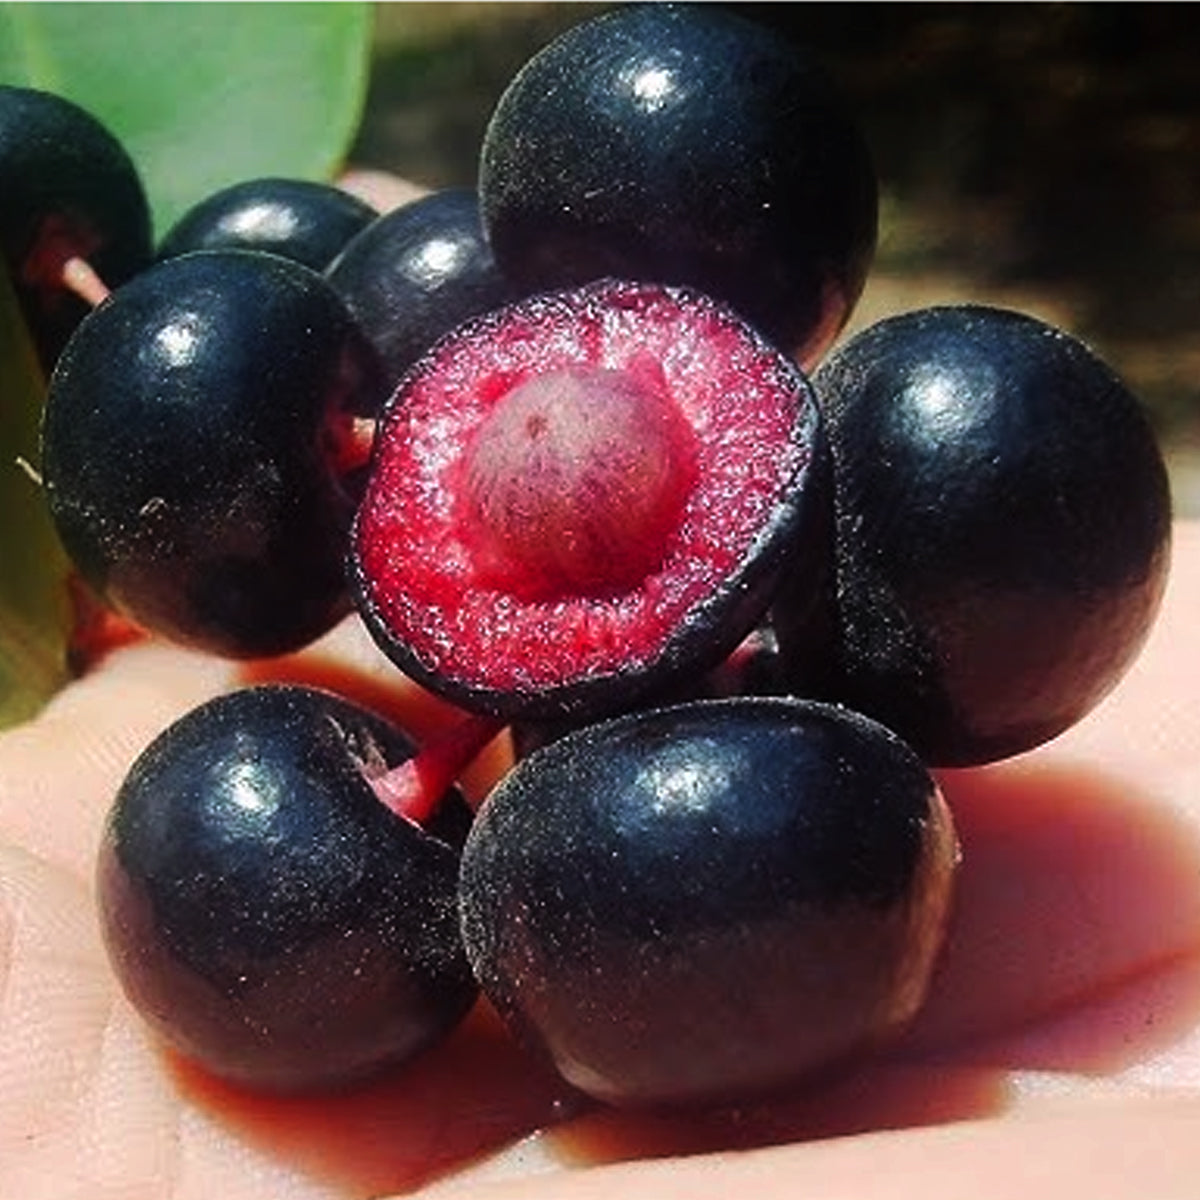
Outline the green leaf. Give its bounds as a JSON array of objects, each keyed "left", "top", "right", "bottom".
[
  {"left": 0, "top": 1, "right": 373, "bottom": 235},
  {"left": 0, "top": 262, "right": 71, "bottom": 728}
]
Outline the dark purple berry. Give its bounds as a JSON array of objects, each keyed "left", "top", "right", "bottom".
[
  {"left": 40, "top": 249, "right": 385, "bottom": 658},
  {"left": 459, "top": 696, "right": 958, "bottom": 1110},
  {"left": 96, "top": 683, "right": 477, "bottom": 1092},
  {"left": 326, "top": 187, "right": 519, "bottom": 389},
  {"left": 350, "top": 278, "right": 829, "bottom": 723},
  {"left": 158, "top": 177, "right": 377, "bottom": 270},
  {"left": 777, "top": 304, "right": 1173, "bottom": 766},
  {"left": 478, "top": 3, "right": 877, "bottom": 364},
  {"left": 0, "top": 84, "right": 153, "bottom": 371}
]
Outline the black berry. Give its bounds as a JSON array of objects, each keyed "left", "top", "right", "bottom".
[
  {"left": 460, "top": 696, "right": 958, "bottom": 1109},
  {"left": 778, "top": 304, "right": 1173, "bottom": 765},
  {"left": 96, "top": 684, "right": 478, "bottom": 1092},
  {"left": 158, "top": 177, "right": 377, "bottom": 270},
  {"left": 0, "top": 84, "right": 152, "bottom": 371},
  {"left": 326, "top": 187, "right": 519, "bottom": 388},
  {"left": 41, "top": 249, "right": 385, "bottom": 658},
  {"left": 478, "top": 3, "right": 877, "bottom": 364}
]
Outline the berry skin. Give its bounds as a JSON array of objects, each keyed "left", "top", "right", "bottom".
[
  {"left": 96, "top": 684, "right": 478, "bottom": 1092},
  {"left": 0, "top": 84, "right": 153, "bottom": 370},
  {"left": 41, "top": 249, "right": 385, "bottom": 659},
  {"left": 326, "top": 187, "right": 519, "bottom": 388},
  {"left": 777, "top": 305, "right": 1173, "bottom": 766},
  {"left": 459, "top": 696, "right": 958, "bottom": 1110},
  {"left": 157, "top": 177, "right": 377, "bottom": 270},
  {"left": 350, "top": 278, "right": 829, "bottom": 724},
  {"left": 478, "top": 3, "right": 877, "bottom": 365}
]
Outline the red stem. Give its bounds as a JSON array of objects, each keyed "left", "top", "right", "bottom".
[
  {"left": 370, "top": 712, "right": 506, "bottom": 825},
  {"left": 329, "top": 414, "right": 378, "bottom": 476},
  {"left": 59, "top": 256, "right": 111, "bottom": 307},
  {"left": 21, "top": 215, "right": 111, "bottom": 307}
]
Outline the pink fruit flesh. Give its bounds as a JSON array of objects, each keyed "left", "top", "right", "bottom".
[{"left": 354, "top": 281, "right": 811, "bottom": 695}]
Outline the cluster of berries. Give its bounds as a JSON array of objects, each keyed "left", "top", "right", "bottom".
[{"left": 0, "top": 5, "right": 1171, "bottom": 1111}]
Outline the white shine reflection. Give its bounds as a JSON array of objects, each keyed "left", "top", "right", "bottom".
[
  {"left": 226, "top": 202, "right": 299, "bottom": 243},
  {"left": 225, "top": 760, "right": 274, "bottom": 816},
  {"left": 154, "top": 313, "right": 203, "bottom": 367},
  {"left": 908, "top": 372, "right": 959, "bottom": 423},
  {"left": 639, "top": 747, "right": 733, "bottom": 816},
  {"left": 409, "top": 236, "right": 463, "bottom": 285},
  {"left": 903, "top": 361, "right": 998, "bottom": 440},
  {"left": 619, "top": 63, "right": 680, "bottom": 114}
]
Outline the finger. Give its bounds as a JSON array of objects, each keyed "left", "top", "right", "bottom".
[
  {"left": 337, "top": 169, "right": 428, "bottom": 213},
  {"left": 418, "top": 1093, "right": 1200, "bottom": 1200},
  {"left": 0, "top": 642, "right": 236, "bottom": 879}
]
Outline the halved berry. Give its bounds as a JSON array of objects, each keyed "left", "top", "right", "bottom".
[{"left": 350, "top": 279, "right": 828, "bottom": 723}]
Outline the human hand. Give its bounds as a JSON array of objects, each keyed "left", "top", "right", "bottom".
[{"left": 1, "top": 518, "right": 1197, "bottom": 1199}]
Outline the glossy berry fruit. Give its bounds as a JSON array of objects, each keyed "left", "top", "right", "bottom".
[
  {"left": 478, "top": 3, "right": 877, "bottom": 365},
  {"left": 97, "top": 683, "right": 478, "bottom": 1092},
  {"left": 460, "top": 696, "right": 958, "bottom": 1110},
  {"left": 326, "top": 187, "right": 518, "bottom": 389},
  {"left": 158, "top": 177, "right": 377, "bottom": 270},
  {"left": 41, "top": 249, "right": 385, "bottom": 659},
  {"left": 350, "top": 277, "right": 829, "bottom": 723},
  {"left": 777, "top": 305, "right": 1173, "bottom": 766},
  {"left": 0, "top": 84, "right": 153, "bottom": 370}
]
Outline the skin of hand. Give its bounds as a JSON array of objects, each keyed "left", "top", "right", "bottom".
[
  {"left": 1, "top": 521, "right": 1197, "bottom": 1200},
  {"left": 3, "top": 166, "right": 1198, "bottom": 1195}
]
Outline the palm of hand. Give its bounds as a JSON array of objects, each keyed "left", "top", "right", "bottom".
[{"left": 3, "top": 525, "right": 1200, "bottom": 1200}]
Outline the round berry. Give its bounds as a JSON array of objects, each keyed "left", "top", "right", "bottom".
[
  {"left": 478, "top": 3, "right": 877, "bottom": 364},
  {"left": 158, "top": 177, "right": 377, "bottom": 270},
  {"left": 777, "top": 304, "right": 1173, "bottom": 765},
  {"left": 460, "top": 696, "right": 958, "bottom": 1110},
  {"left": 0, "top": 84, "right": 152, "bottom": 370},
  {"left": 97, "top": 684, "right": 477, "bottom": 1092},
  {"left": 326, "top": 187, "right": 518, "bottom": 388},
  {"left": 41, "top": 249, "right": 385, "bottom": 658}
]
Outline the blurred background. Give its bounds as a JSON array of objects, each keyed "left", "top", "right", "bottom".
[{"left": 350, "top": 2, "right": 1200, "bottom": 514}]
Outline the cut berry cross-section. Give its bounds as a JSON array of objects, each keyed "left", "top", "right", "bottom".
[{"left": 350, "top": 278, "right": 829, "bottom": 723}]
